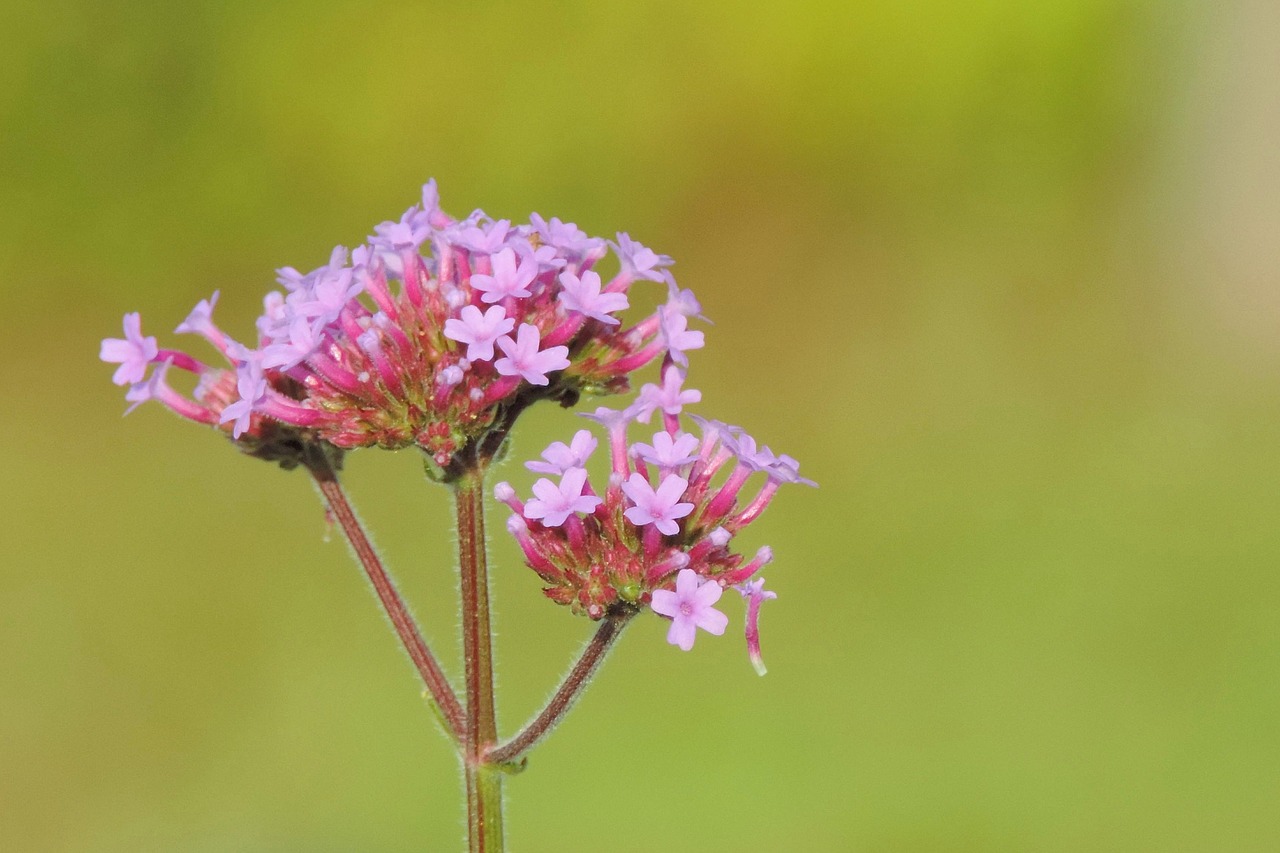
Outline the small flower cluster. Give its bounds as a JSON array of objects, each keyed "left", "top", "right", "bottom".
[
  {"left": 496, "top": 376, "right": 814, "bottom": 673},
  {"left": 100, "top": 181, "right": 700, "bottom": 473}
]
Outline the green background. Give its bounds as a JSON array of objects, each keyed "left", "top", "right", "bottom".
[{"left": 4, "top": 2, "right": 1278, "bottom": 850}]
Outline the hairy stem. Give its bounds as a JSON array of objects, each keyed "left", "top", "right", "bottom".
[
  {"left": 454, "top": 470, "right": 503, "bottom": 852},
  {"left": 488, "top": 609, "right": 635, "bottom": 766},
  {"left": 306, "top": 453, "right": 465, "bottom": 742}
]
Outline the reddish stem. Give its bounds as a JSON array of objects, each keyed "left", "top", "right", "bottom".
[
  {"left": 487, "top": 609, "right": 634, "bottom": 766},
  {"left": 306, "top": 454, "right": 465, "bottom": 742},
  {"left": 454, "top": 471, "right": 504, "bottom": 852}
]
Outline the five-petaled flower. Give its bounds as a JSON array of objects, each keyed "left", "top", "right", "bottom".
[{"left": 650, "top": 568, "right": 729, "bottom": 651}]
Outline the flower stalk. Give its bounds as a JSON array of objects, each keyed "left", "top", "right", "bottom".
[
  {"left": 488, "top": 608, "right": 635, "bottom": 766},
  {"left": 305, "top": 447, "right": 465, "bottom": 742}
]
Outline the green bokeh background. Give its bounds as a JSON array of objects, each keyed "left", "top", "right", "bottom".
[{"left": 4, "top": 2, "right": 1278, "bottom": 850}]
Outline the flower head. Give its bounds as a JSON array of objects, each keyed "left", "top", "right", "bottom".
[
  {"left": 103, "top": 180, "right": 691, "bottom": 475},
  {"left": 500, "top": 387, "right": 812, "bottom": 669}
]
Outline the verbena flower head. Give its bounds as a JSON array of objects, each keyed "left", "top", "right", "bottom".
[
  {"left": 100, "top": 180, "right": 694, "bottom": 478},
  {"left": 496, "top": 379, "right": 815, "bottom": 671}
]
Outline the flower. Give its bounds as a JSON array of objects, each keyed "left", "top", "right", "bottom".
[
  {"left": 558, "top": 270, "right": 629, "bottom": 325},
  {"left": 469, "top": 247, "right": 537, "bottom": 304},
  {"left": 499, "top": 388, "right": 812, "bottom": 669},
  {"left": 635, "top": 365, "right": 701, "bottom": 423},
  {"left": 444, "top": 305, "right": 515, "bottom": 362},
  {"left": 100, "top": 313, "right": 159, "bottom": 386},
  {"left": 103, "top": 180, "right": 689, "bottom": 474},
  {"left": 735, "top": 578, "right": 777, "bottom": 675},
  {"left": 526, "top": 429, "right": 598, "bottom": 475},
  {"left": 621, "top": 472, "right": 695, "bottom": 536},
  {"left": 494, "top": 323, "right": 570, "bottom": 386},
  {"left": 523, "top": 467, "right": 602, "bottom": 528},
  {"left": 658, "top": 308, "right": 704, "bottom": 368},
  {"left": 612, "top": 233, "right": 674, "bottom": 283},
  {"left": 631, "top": 430, "right": 700, "bottom": 470},
  {"left": 650, "top": 569, "right": 728, "bottom": 651}
]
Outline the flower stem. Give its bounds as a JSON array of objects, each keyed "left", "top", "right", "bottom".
[
  {"left": 487, "top": 609, "right": 634, "bottom": 767},
  {"left": 305, "top": 451, "right": 465, "bottom": 743},
  {"left": 454, "top": 469, "right": 503, "bottom": 853}
]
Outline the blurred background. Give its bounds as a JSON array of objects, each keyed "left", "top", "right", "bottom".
[{"left": 3, "top": 1, "right": 1278, "bottom": 850}]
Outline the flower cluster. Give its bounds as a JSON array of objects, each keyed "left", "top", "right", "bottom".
[
  {"left": 100, "top": 180, "right": 699, "bottom": 474},
  {"left": 495, "top": 377, "right": 815, "bottom": 673}
]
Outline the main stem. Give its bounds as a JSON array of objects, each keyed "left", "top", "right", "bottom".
[{"left": 454, "top": 470, "right": 503, "bottom": 853}]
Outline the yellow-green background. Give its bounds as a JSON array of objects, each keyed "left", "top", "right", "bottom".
[{"left": 3, "top": 2, "right": 1278, "bottom": 850}]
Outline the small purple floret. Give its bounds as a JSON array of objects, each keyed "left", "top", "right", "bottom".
[
  {"left": 444, "top": 305, "right": 515, "bottom": 362},
  {"left": 635, "top": 366, "right": 701, "bottom": 423},
  {"left": 632, "top": 430, "right": 700, "bottom": 469},
  {"left": 650, "top": 568, "right": 729, "bottom": 651},
  {"left": 494, "top": 324, "right": 570, "bottom": 386},
  {"left": 526, "top": 429, "right": 598, "bottom": 476},
  {"left": 100, "top": 312, "right": 159, "bottom": 386},
  {"left": 524, "top": 467, "right": 602, "bottom": 528},
  {"left": 558, "top": 270, "right": 629, "bottom": 325},
  {"left": 621, "top": 472, "right": 694, "bottom": 536},
  {"left": 470, "top": 247, "right": 537, "bottom": 304}
]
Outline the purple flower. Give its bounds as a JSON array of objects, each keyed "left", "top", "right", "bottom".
[
  {"left": 526, "top": 429, "right": 598, "bottom": 475},
  {"left": 260, "top": 315, "right": 324, "bottom": 370},
  {"left": 530, "top": 213, "right": 603, "bottom": 256},
  {"left": 257, "top": 291, "right": 287, "bottom": 338},
  {"left": 123, "top": 358, "right": 172, "bottom": 415},
  {"left": 220, "top": 357, "right": 268, "bottom": 439},
  {"left": 298, "top": 261, "right": 362, "bottom": 324},
  {"left": 621, "top": 472, "right": 694, "bottom": 536},
  {"left": 665, "top": 277, "right": 707, "bottom": 322},
  {"left": 635, "top": 366, "right": 701, "bottom": 423},
  {"left": 524, "top": 467, "right": 602, "bottom": 527},
  {"left": 455, "top": 218, "right": 512, "bottom": 254},
  {"left": 470, "top": 247, "right": 538, "bottom": 304},
  {"left": 558, "top": 270, "right": 629, "bottom": 325},
  {"left": 722, "top": 429, "right": 776, "bottom": 472},
  {"left": 100, "top": 312, "right": 159, "bottom": 386},
  {"left": 494, "top": 323, "right": 570, "bottom": 386},
  {"left": 612, "top": 232, "right": 673, "bottom": 282},
  {"left": 765, "top": 451, "right": 818, "bottom": 487},
  {"left": 421, "top": 179, "right": 447, "bottom": 227},
  {"left": 174, "top": 291, "right": 220, "bottom": 337},
  {"left": 632, "top": 430, "right": 700, "bottom": 469},
  {"left": 580, "top": 405, "right": 637, "bottom": 431},
  {"left": 525, "top": 242, "right": 567, "bottom": 272},
  {"left": 444, "top": 305, "right": 515, "bottom": 362},
  {"left": 371, "top": 207, "right": 431, "bottom": 252},
  {"left": 659, "top": 307, "right": 704, "bottom": 368},
  {"left": 650, "top": 568, "right": 729, "bottom": 651},
  {"left": 735, "top": 578, "right": 778, "bottom": 676}
]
